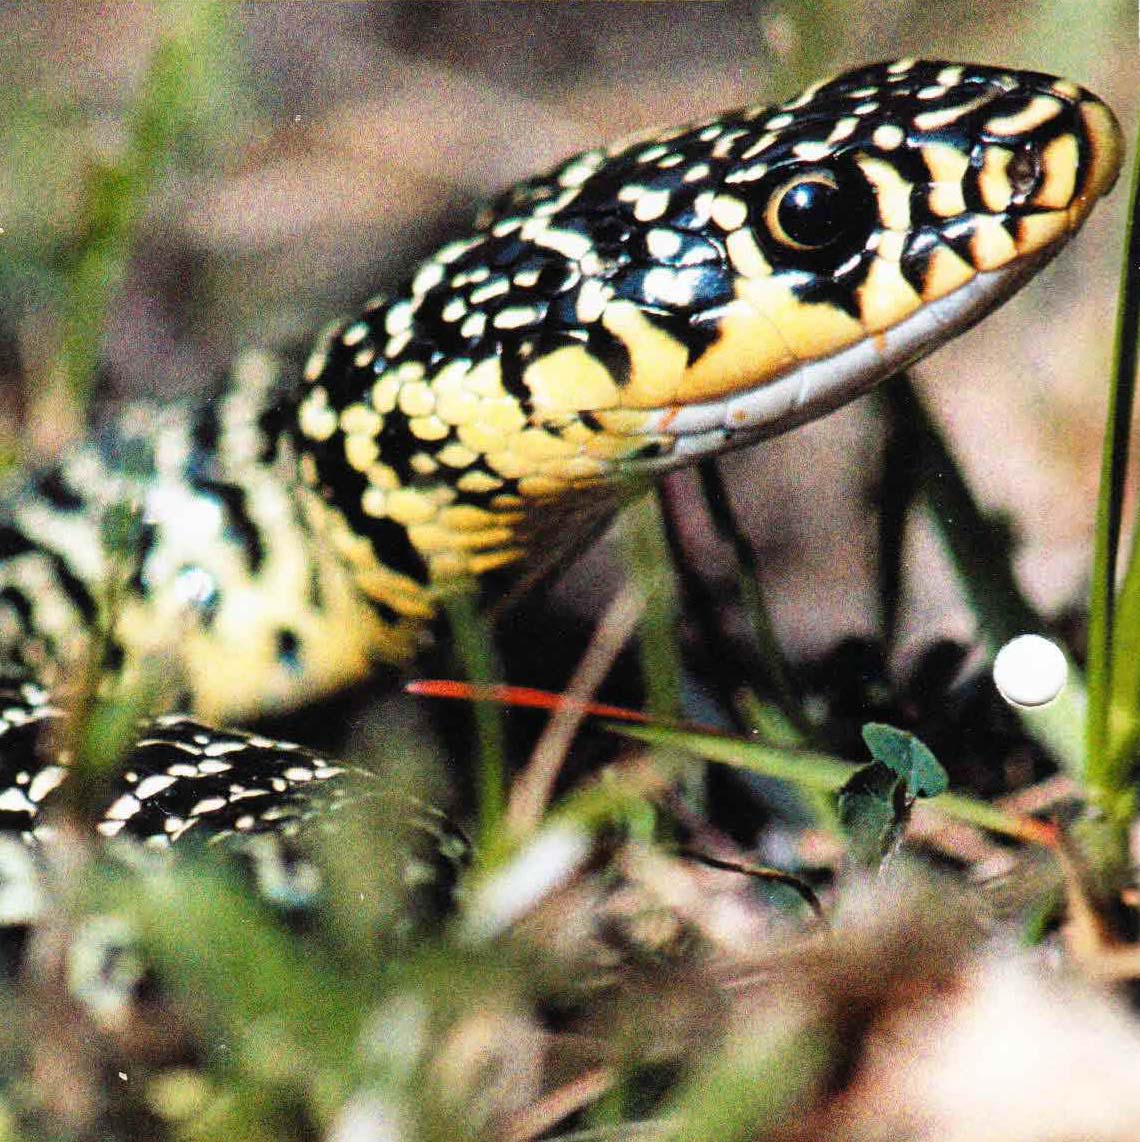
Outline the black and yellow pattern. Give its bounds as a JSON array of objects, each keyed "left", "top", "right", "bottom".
[
  {"left": 0, "top": 60, "right": 1121, "bottom": 853},
  {"left": 291, "top": 59, "right": 1120, "bottom": 661},
  {"left": 0, "top": 353, "right": 394, "bottom": 721}
]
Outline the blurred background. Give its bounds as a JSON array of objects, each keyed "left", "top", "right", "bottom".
[{"left": 0, "top": 0, "right": 1135, "bottom": 675}]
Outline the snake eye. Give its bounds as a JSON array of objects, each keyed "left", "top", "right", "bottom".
[{"left": 766, "top": 172, "right": 847, "bottom": 251}]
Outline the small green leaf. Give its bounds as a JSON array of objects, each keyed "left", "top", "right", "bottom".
[
  {"left": 860, "top": 723, "right": 948, "bottom": 798},
  {"left": 837, "top": 762, "right": 909, "bottom": 866}
]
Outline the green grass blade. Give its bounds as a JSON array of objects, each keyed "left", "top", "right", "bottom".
[
  {"left": 50, "top": 1, "right": 239, "bottom": 407},
  {"left": 887, "top": 375, "right": 1042, "bottom": 647},
  {"left": 888, "top": 374, "right": 1086, "bottom": 776},
  {"left": 441, "top": 586, "right": 506, "bottom": 848},
  {"left": 624, "top": 496, "right": 683, "bottom": 721},
  {"left": 1088, "top": 119, "right": 1140, "bottom": 811},
  {"left": 614, "top": 723, "right": 854, "bottom": 791},
  {"left": 696, "top": 459, "right": 801, "bottom": 716},
  {"left": 877, "top": 388, "right": 923, "bottom": 648}
]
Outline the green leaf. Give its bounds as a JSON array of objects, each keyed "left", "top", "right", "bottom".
[
  {"left": 837, "top": 762, "right": 910, "bottom": 866},
  {"left": 861, "top": 723, "right": 948, "bottom": 798}
]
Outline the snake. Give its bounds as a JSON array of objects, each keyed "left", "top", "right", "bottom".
[{"left": 0, "top": 60, "right": 1122, "bottom": 925}]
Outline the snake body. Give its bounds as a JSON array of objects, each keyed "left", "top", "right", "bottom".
[{"left": 0, "top": 61, "right": 1121, "bottom": 876}]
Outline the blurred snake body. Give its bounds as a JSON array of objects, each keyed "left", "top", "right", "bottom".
[{"left": 0, "top": 61, "right": 1121, "bottom": 876}]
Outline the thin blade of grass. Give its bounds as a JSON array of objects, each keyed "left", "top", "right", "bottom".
[
  {"left": 50, "top": 0, "right": 239, "bottom": 407},
  {"left": 505, "top": 581, "right": 646, "bottom": 838},
  {"left": 732, "top": 689, "right": 842, "bottom": 831},
  {"left": 888, "top": 374, "right": 1042, "bottom": 646},
  {"left": 877, "top": 387, "right": 925, "bottom": 647},
  {"left": 1088, "top": 120, "right": 1140, "bottom": 812},
  {"left": 440, "top": 587, "right": 506, "bottom": 849},
  {"left": 56, "top": 501, "right": 163, "bottom": 820},
  {"left": 696, "top": 460, "right": 802, "bottom": 717},
  {"left": 624, "top": 496, "right": 683, "bottom": 721},
  {"left": 611, "top": 723, "right": 860, "bottom": 791}
]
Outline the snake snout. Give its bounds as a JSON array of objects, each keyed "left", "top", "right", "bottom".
[
  {"left": 964, "top": 72, "right": 1123, "bottom": 234},
  {"left": 1073, "top": 94, "right": 1124, "bottom": 219}
]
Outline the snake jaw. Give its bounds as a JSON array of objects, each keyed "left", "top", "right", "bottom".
[{"left": 628, "top": 215, "right": 1100, "bottom": 468}]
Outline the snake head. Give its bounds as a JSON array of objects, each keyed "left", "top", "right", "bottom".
[
  {"left": 293, "top": 61, "right": 1121, "bottom": 593},
  {"left": 541, "top": 58, "right": 1123, "bottom": 465}
]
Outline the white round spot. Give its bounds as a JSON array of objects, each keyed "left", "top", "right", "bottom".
[
  {"left": 873, "top": 123, "right": 906, "bottom": 150},
  {"left": 633, "top": 188, "right": 671, "bottom": 222},
  {"left": 135, "top": 774, "right": 177, "bottom": 800},
  {"left": 174, "top": 566, "right": 218, "bottom": 611},
  {"left": 646, "top": 228, "right": 682, "bottom": 260},
  {"left": 992, "top": 634, "right": 1068, "bottom": 708}
]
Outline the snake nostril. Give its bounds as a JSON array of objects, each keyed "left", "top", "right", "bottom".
[{"left": 1007, "top": 143, "right": 1042, "bottom": 204}]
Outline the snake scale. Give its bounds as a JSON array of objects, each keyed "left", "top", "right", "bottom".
[{"left": 0, "top": 60, "right": 1122, "bottom": 928}]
